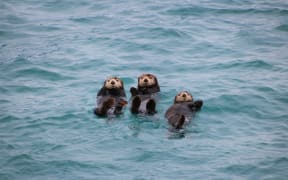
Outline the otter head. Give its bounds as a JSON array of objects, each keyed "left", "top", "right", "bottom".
[
  {"left": 104, "top": 77, "right": 124, "bottom": 89},
  {"left": 174, "top": 91, "right": 193, "bottom": 103},
  {"left": 138, "top": 73, "right": 159, "bottom": 88}
]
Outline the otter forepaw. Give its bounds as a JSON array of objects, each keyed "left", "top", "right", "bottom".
[
  {"left": 118, "top": 99, "right": 128, "bottom": 107},
  {"left": 130, "top": 87, "right": 138, "bottom": 96},
  {"left": 146, "top": 99, "right": 156, "bottom": 115},
  {"left": 175, "top": 115, "right": 185, "bottom": 129},
  {"left": 99, "top": 98, "right": 115, "bottom": 115},
  {"left": 192, "top": 100, "right": 203, "bottom": 111},
  {"left": 131, "top": 96, "right": 141, "bottom": 114}
]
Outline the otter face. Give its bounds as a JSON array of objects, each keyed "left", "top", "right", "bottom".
[
  {"left": 138, "top": 74, "right": 157, "bottom": 87},
  {"left": 104, "top": 77, "right": 123, "bottom": 89},
  {"left": 174, "top": 91, "right": 193, "bottom": 103}
]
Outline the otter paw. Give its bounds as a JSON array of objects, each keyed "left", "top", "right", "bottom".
[
  {"left": 130, "top": 87, "right": 138, "bottom": 96},
  {"left": 118, "top": 99, "right": 128, "bottom": 107},
  {"left": 100, "top": 98, "right": 115, "bottom": 115},
  {"left": 146, "top": 99, "right": 156, "bottom": 114},
  {"left": 175, "top": 115, "right": 185, "bottom": 129},
  {"left": 131, "top": 96, "right": 141, "bottom": 114}
]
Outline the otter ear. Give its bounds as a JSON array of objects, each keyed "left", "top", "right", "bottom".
[
  {"left": 154, "top": 76, "right": 160, "bottom": 91},
  {"left": 174, "top": 95, "right": 177, "bottom": 104},
  {"left": 137, "top": 76, "right": 141, "bottom": 87},
  {"left": 154, "top": 76, "right": 158, "bottom": 84},
  {"left": 103, "top": 79, "right": 107, "bottom": 87}
]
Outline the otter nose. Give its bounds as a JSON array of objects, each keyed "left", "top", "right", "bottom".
[
  {"left": 182, "top": 94, "right": 186, "bottom": 98},
  {"left": 144, "top": 79, "right": 148, "bottom": 83},
  {"left": 111, "top": 81, "right": 115, "bottom": 85}
]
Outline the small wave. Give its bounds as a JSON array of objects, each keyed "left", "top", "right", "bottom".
[
  {"left": 0, "top": 140, "right": 16, "bottom": 151},
  {"left": 0, "top": 30, "right": 31, "bottom": 39},
  {"left": 0, "top": 87, "right": 8, "bottom": 93},
  {"left": 220, "top": 164, "right": 257, "bottom": 175},
  {"left": 149, "top": 27, "right": 191, "bottom": 39},
  {"left": 6, "top": 154, "right": 34, "bottom": 165},
  {"left": 0, "top": 43, "right": 7, "bottom": 48},
  {"left": 14, "top": 121, "right": 43, "bottom": 131},
  {"left": 45, "top": 113, "right": 83, "bottom": 121},
  {"left": 121, "top": 26, "right": 191, "bottom": 39},
  {"left": 165, "top": 6, "right": 288, "bottom": 16},
  {"left": 2, "top": 14, "right": 28, "bottom": 24},
  {"left": 13, "top": 67, "right": 74, "bottom": 81},
  {"left": 276, "top": 24, "right": 288, "bottom": 32},
  {"left": 70, "top": 16, "right": 112, "bottom": 25},
  {"left": 0, "top": 115, "right": 20, "bottom": 123},
  {"left": 0, "top": 99, "right": 10, "bottom": 104},
  {"left": 209, "top": 60, "right": 273, "bottom": 71},
  {"left": 0, "top": 57, "right": 32, "bottom": 68},
  {"left": 10, "top": 57, "right": 31, "bottom": 65},
  {"left": 1, "top": 85, "right": 52, "bottom": 94},
  {"left": 254, "top": 86, "right": 279, "bottom": 94},
  {"left": 27, "top": 24, "right": 62, "bottom": 32},
  {"left": 42, "top": 1, "right": 90, "bottom": 11},
  {"left": 273, "top": 157, "right": 288, "bottom": 166},
  {"left": 45, "top": 160, "right": 97, "bottom": 169}
]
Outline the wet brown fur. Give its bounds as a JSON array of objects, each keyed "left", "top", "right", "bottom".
[
  {"left": 165, "top": 91, "right": 203, "bottom": 129},
  {"left": 94, "top": 77, "right": 127, "bottom": 116},
  {"left": 130, "top": 74, "right": 160, "bottom": 114}
]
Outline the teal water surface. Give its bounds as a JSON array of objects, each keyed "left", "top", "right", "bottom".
[{"left": 1, "top": 0, "right": 288, "bottom": 179}]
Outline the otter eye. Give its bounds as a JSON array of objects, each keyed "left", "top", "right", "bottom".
[
  {"left": 141, "top": 77, "right": 144, "bottom": 79},
  {"left": 116, "top": 79, "right": 119, "bottom": 82},
  {"left": 149, "top": 76, "right": 152, "bottom": 79}
]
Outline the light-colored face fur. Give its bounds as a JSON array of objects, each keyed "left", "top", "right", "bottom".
[
  {"left": 175, "top": 91, "right": 193, "bottom": 103},
  {"left": 138, "top": 74, "right": 157, "bottom": 87},
  {"left": 104, "top": 77, "right": 123, "bottom": 89}
]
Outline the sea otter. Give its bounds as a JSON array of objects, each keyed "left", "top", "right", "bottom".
[
  {"left": 165, "top": 91, "right": 203, "bottom": 129},
  {"left": 94, "top": 77, "right": 128, "bottom": 117},
  {"left": 130, "top": 73, "right": 160, "bottom": 114}
]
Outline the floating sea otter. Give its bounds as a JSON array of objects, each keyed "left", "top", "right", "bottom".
[
  {"left": 130, "top": 73, "right": 160, "bottom": 114},
  {"left": 94, "top": 77, "right": 128, "bottom": 117},
  {"left": 165, "top": 91, "right": 203, "bottom": 129}
]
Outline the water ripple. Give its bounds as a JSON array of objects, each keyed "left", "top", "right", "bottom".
[
  {"left": 13, "top": 67, "right": 75, "bottom": 81},
  {"left": 70, "top": 16, "right": 113, "bottom": 25},
  {"left": 165, "top": 7, "right": 288, "bottom": 16},
  {"left": 276, "top": 24, "right": 288, "bottom": 32},
  {"left": 210, "top": 59, "right": 274, "bottom": 70},
  {"left": 1, "top": 0, "right": 288, "bottom": 179}
]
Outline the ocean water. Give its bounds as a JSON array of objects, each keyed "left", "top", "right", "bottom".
[{"left": 0, "top": 0, "right": 288, "bottom": 179}]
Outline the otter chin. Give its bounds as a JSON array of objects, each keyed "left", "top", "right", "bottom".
[
  {"left": 94, "top": 77, "right": 127, "bottom": 117},
  {"left": 130, "top": 73, "right": 160, "bottom": 115},
  {"left": 165, "top": 91, "right": 203, "bottom": 129}
]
